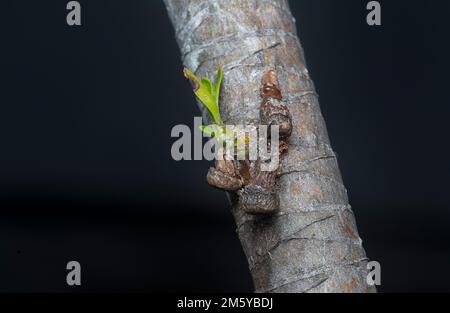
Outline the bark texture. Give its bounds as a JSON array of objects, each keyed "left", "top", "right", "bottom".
[{"left": 164, "top": 0, "right": 375, "bottom": 293}]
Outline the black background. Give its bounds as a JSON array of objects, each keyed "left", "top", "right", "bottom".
[{"left": 1, "top": 0, "right": 449, "bottom": 292}]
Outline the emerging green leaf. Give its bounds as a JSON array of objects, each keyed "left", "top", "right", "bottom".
[
  {"left": 215, "top": 66, "right": 223, "bottom": 106},
  {"left": 184, "top": 67, "right": 223, "bottom": 125}
]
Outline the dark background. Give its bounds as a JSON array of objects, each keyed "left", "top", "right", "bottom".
[{"left": 1, "top": 0, "right": 449, "bottom": 292}]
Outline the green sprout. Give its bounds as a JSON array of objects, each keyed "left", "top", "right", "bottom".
[
  {"left": 183, "top": 67, "right": 223, "bottom": 126},
  {"left": 184, "top": 66, "right": 250, "bottom": 156}
]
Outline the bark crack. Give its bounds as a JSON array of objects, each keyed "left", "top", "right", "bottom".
[
  {"left": 258, "top": 257, "right": 369, "bottom": 293},
  {"left": 181, "top": 30, "right": 299, "bottom": 58},
  {"left": 235, "top": 203, "right": 351, "bottom": 231},
  {"left": 279, "top": 170, "right": 348, "bottom": 194},
  {"left": 302, "top": 277, "right": 331, "bottom": 293}
]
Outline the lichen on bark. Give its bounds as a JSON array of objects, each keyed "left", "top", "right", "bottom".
[{"left": 164, "top": 0, "right": 376, "bottom": 293}]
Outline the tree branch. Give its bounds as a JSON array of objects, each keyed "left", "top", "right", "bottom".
[{"left": 164, "top": 0, "right": 375, "bottom": 293}]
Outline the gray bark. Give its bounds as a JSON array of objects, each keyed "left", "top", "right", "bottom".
[{"left": 164, "top": 0, "right": 376, "bottom": 293}]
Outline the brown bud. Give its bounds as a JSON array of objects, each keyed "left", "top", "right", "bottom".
[
  {"left": 260, "top": 69, "right": 282, "bottom": 100},
  {"left": 206, "top": 151, "right": 244, "bottom": 192},
  {"left": 237, "top": 184, "right": 279, "bottom": 215}
]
